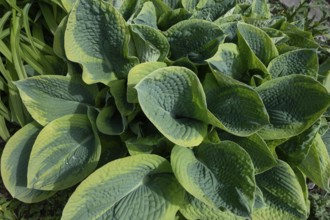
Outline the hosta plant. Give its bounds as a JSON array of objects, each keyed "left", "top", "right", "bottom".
[{"left": 1, "top": 0, "right": 330, "bottom": 219}]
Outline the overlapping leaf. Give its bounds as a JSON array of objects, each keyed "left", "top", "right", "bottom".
[
  {"left": 165, "top": 19, "right": 224, "bottom": 63},
  {"left": 65, "top": 0, "right": 138, "bottom": 85},
  {"left": 136, "top": 66, "right": 209, "bottom": 147},
  {"left": 129, "top": 24, "right": 170, "bottom": 62},
  {"left": 179, "top": 193, "right": 243, "bottom": 220},
  {"left": 220, "top": 133, "right": 276, "bottom": 174},
  {"left": 62, "top": 154, "right": 184, "bottom": 220},
  {"left": 268, "top": 49, "right": 318, "bottom": 78},
  {"left": 207, "top": 43, "right": 247, "bottom": 80},
  {"left": 127, "top": 61, "right": 167, "bottom": 103},
  {"left": 256, "top": 75, "right": 330, "bottom": 140},
  {"left": 253, "top": 160, "right": 308, "bottom": 219},
  {"left": 203, "top": 72, "right": 269, "bottom": 136},
  {"left": 28, "top": 114, "right": 101, "bottom": 190},
  {"left": 15, "top": 75, "right": 97, "bottom": 126},
  {"left": 171, "top": 142, "right": 256, "bottom": 217},
  {"left": 298, "top": 134, "right": 330, "bottom": 192},
  {"left": 1, "top": 123, "right": 55, "bottom": 203}
]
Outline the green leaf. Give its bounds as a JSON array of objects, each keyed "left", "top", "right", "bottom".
[
  {"left": 127, "top": 61, "right": 167, "bottom": 103},
  {"left": 61, "top": 0, "right": 76, "bottom": 12},
  {"left": 117, "top": 0, "right": 140, "bottom": 21},
  {"left": 253, "top": 160, "right": 307, "bottom": 219},
  {"left": 162, "top": 0, "right": 180, "bottom": 8},
  {"left": 254, "top": 186, "right": 266, "bottom": 209},
  {"left": 261, "top": 28, "right": 289, "bottom": 45},
  {"left": 165, "top": 19, "right": 224, "bottom": 63},
  {"left": 180, "top": 193, "right": 243, "bottom": 220},
  {"left": 243, "top": 17, "right": 286, "bottom": 29},
  {"left": 109, "top": 79, "right": 134, "bottom": 116},
  {"left": 203, "top": 72, "right": 269, "bottom": 136},
  {"left": 62, "top": 154, "right": 184, "bottom": 220},
  {"left": 125, "top": 134, "right": 166, "bottom": 155},
  {"left": 207, "top": 43, "right": 247, "bottom": 80},
  {"left": 65, "top": 0, "right": 139, "bottom": 85},
  {"left": 280, "top": 22, "right": 319, "bottom": 49},
  {"left": 181, "top": 0, "right": 199, "bottom": 11},
  {"left": 277, "top": 120, "right": 321, "bottom": 165},
  {"left": 192, "top": 0, "right": 235, "bottom": 21},
  {"left": 171, "top": 142, "right": 256, "bottom": 217},
  {"left": 129, "top": 24, "right": 170, "bottom": 62},
  {"left": 237, "top": 22, "right": 278, "bottom": 66},
  {"left": 27, "top": 114, "right": 101, "bottom": 190},
  {"left": 256, "top": 75, "right": 330, "bottom": 140},
  {"left": 217, "top": 22, "right": 239, "bottom": 42},
  {"left": 268, "top": 49, "right": 318, "bottom": 78},
  {"left": 251, "top": 0, "right": 271, "bottom": 19},
  {"left": 133, "top": 1, "right": 157, "bottom": 28},
  {"left": 15, "top": 75, "right": 97, "bottom": 126},
  {"left": 298, "top": 133, "right": 330, "bottom": 192},
  {"left": 96, "top": 106, "right": 127, "bottom": 135},
  {"left": 1, "top": 123, "right": 55, "bottom": 203},
  {"left": 158, "top": 8, "right": 192, "bottom": 31},
  {"left": 219, "top": 133, "right": 276, "bottom": 174},
  {"left": 53, "top": 16, "right": 68, "bottom": 60},
  {"left": 135, "top": 66, "right": 209, "bottom": 147}
]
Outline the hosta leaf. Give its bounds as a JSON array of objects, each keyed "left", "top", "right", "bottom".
[
  {"left": 109, "top": 79, "right": 134, "bottom": 116},
  {"left": 298, "top": 133, "right": 330, "bottom": 192},
  {"left": 192, "top": 0, "right": 235, "bottom": 21},
  {"left": 253, "top": 160, "right": 307, "bottom": 219},
  {"left": 180, "top": 193, "right": 243, "bottom": 220},
  {"left": 243, "top": 17, "right": 286, "bottom": 29},
  {"left": 171, "top": 142, "right": 256, "bottom": 217},
  {"left": 181, "top": 0, "right": 199, "bottom": 11},
  {"left": 203, "top": 72, "right": 269, "bottom": 136},
  {"left": 277, "top": 120, "right": 321, "bottom": 165},
  {"left": 318, "top": 57, "right": 330, "bottom": 85},
  {"left": 65, "top": 0, "right": 139, "bottom": 85},
  {"left": 158, "top": 8, "right": 192, "bottom": 31},
  {"left": 268, "top": 49, "right": 318, "bottom": 78},
  {"left": 292, "top": 167, "right": 309, "bottom": 206},
  {"left": 61, "top": 0, "right": 76, "bottom": 12},
  {"left": 237, "top": 22, "right": 278, "bottom": 79},
  {"left": 164, "top": 19, "right": 225, "bottom": 63},
  {"left": 280, "top": 22, "right": 319, "bottom": 49},
  {"left": 96, "top": 106, "right": 127, "bottom": 135},
  {"left": 15, "top": 75, "right": 97, "bottom": 126},
  {"left": 256, "top": 75, "right": 330, "bottom": 140},
  {"left": 135, "top": 66, "right": 209, "bottom": 147},
  {"left": 207, "top": 43, "right": 247, "bottom": 80},
  {"left": 261, "top": 28, "right": 288, "bottom": 45},
  {"left": 116, "top": 0, "right": 140, "bottom": 21},
  {"left": 220, "top": 133, "right": 276, "bottom": 174},
  {"left": 127, "top": 61, "right": 167, "bottom": 103},
  {"left": 218, "top": 22, "right": 239, "bottom": 42},
  {"left": 61, "top": 154, "right": 184, "bottom": 220},
  {"left": 254, "top": 186, "right": 266, "bottom": 209},
  {"left": 237, "top": 22, "right": 278, "bottom": 66},
  {"left": 0, "top": 123, "right": 55, "bottom": 203},
  {"left": 125, "top": 134, "right": 166, "bottom": 155},
  {"left": 251, "top": 0, "right": 271, "bottom": 19},
  {"left": 133, "top": 2, "right": 157, "bottom": 28},
  {"left": 162, "top": 0, "right": 180, "bottom": 8},
  {"left": 129, "top": 24, "right": 170, "bottom": 62},
  {"left": 28, "top": 114, "right": 101, "bottom": 190},
  {"left": 53, "top": 16, "right": 68, "bottom": 60}
]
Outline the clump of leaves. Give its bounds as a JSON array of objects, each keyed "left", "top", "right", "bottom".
[{"left": 1, "top": 0, "right": 330, "bottom": 219}]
